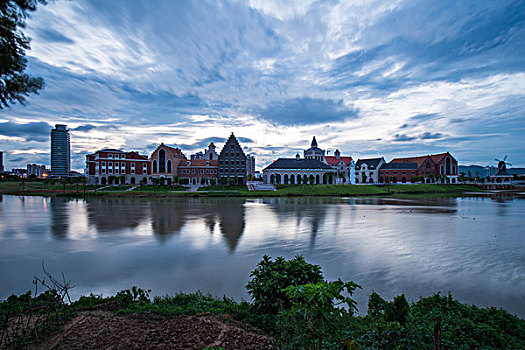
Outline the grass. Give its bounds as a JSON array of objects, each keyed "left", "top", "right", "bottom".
[
  {"left": 133, "top": 185, "right": 188, "bottom": 192},
  {"left": 388, "top": 183, "right": 482, "bottom": 194},
  {"left": 0, "top": 180, "right": 485, "bottom": 198}
]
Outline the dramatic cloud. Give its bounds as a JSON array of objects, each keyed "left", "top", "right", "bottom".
[
  {"left": 259, "top": 98, "right": 359, "bottom": 126},
  {"left": 0, "top": 121, "right": 50, "bottom": 142},
  {"left": 0, "top": 0, "right": 523, "bottom": 169}
]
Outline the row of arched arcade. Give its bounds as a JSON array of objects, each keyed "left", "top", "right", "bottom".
[{"left": 266, "top": 172, "right": 335, "bottom": 185}]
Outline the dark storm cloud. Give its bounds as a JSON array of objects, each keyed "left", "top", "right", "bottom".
[
  {"left": 73, "top": 124, "right": 97, "bottom": 132},
  {"left": 259, "top": 98, "right": 359, "bottom": 126},
  {"left": 0, "top": 121, "right": 50, "bottom": 142},
  {"left": 393, "top": 134, "right": 417, "bottom": 142}
]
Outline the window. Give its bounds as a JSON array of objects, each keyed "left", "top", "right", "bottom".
[
  {"left": 236, "top": 152, "right": 240, "bottom": 157},
  {"left": 219, "top": 161, "right": 223, "bottom": 165},
  {"left": 122, "top": 155, "right": 126, "bottom": 159},
  {"left": 206, "top": 161, "right": 209, "bottom": 166},
  {"left": 109, "top": 154, "right": 113, "bottom": 159},
  {"left": 230, "top": 144, "right": 234, "bottom": 149},
  {"left": 159, "top": 149, "right": 166, "bottom": 172},
  {"left": 225, "top": 161, "right": 229, "bottom": 165},
  {"left": 200, "top": 169, "right": 204, "bottom": 174},
  {"left": 143, "top": 163, "right": 147, "bottom": 173},
  {"left": 192, "top": 169, "right": 195, "bottom": 174},
  {"left": 402, "top": 171, "right": 406, "bottom": 175},
  {"left": 153, "top": 160, "right": 157, "bottom": 173},
  {"left": 187, "top": 161, "right": 191, "bottom": 166}
]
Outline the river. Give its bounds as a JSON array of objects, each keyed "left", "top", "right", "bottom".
[{"left": 0, "top": 194, "right": 523, "bottom": 317}]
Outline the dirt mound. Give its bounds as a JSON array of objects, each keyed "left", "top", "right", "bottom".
[{"left": 41, "top": 311, "right": 273, "bottom": 349}]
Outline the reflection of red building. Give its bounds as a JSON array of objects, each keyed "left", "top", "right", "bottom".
[
  {"left": 178, "top": 159, "right": 218, "bottom": 185},
  {"left": 85, "top": 149, "right": 151, "bottom": 185},
  {"left": 379, "top": 152, "right": 458, "bottom": 183}
]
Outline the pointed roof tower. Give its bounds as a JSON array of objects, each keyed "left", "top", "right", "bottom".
[{"left": 311, "top": 136, "right": 318, "bottom": 148}]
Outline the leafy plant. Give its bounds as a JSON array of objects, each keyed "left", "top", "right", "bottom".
[
  {"left": 281, "top": 279, "right": 361, "bottom": 349},
  {"left": 246, "top": 255, "right": 323, "bottom": 315}
]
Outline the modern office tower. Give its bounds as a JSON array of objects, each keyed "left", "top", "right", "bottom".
[
  {"left": 50, "top": 124, "right": 71, "bottom": 176},
  {"left": 0, "top": 151, "right": 4, "bottom": 172}
]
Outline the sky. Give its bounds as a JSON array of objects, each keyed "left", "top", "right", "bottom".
[{"left": 1, "top": 0, "right": 524, "bottom": 171}]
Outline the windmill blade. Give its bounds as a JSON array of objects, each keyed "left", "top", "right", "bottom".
[
  {"left": 506, "top": 162, "right": 512, "bottom": 166},
  {"left": 495, "top": 158, "right": 502, "bottom": 162},
  {"left": 503, "top": 155, "right": 508, "bottom": 161}
]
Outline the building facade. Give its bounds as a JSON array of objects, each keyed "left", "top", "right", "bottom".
[
  {"left": 379, "top": 152, "right": 458, "bottom": 183},
  {"left": 149, "top": 143, "right": 186, "bottom": 182},
  {"left": 50, "top": 124, "right": 71, "bottom": 176},
  {"left": 246, "top": 154, "right": 256, "bottom": 178},
  {"left": 325, "top": 149, "right": 355, "bottom": 184},
  {"left": 177, "top": 158, "right": 219, "bottom": 185},
  {"left": 218, "top": 133, "right": 247, "bottom": 185},
  {"left": 355, "top": 157, "right": 386, "bottom": 183},
  {"left": 304, "top": 136, "right": 325, "bottom": 161},
  {"left": 27, "top": 164, "right": 47, "bottom": 178},
  {"left": 85, "top": 149, "right": 151, "bottom": 185},
  {"left": 263, "top": 156, "right": 335, "bottom": 184}
]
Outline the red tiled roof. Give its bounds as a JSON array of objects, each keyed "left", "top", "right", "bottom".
[
  {"left": 325, "top": 156, "right": 352, "bottom": 166},
  {"left": 391, "top": 152, "right": 451, "bottom": 168}
]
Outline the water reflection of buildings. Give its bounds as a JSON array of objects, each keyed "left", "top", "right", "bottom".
[
  {"left": 262, "top": 197, "right": 334, "bottom": 248},
  {"left": 148, "top": 198, "right": 246, "bottom": 252},
  {"left": 49, "top": 197, "right": 69, "bottom": 239},
  {"left": 85, "top": 198, "right": 149, "bottom": 232}
]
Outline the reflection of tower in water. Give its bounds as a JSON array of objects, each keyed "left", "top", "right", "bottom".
[
  {"left": 50, "top": 197, "right": 69, "bottom": 239},
  {"left": 216, "top": 198, "right": 246, "bottom": 253}
]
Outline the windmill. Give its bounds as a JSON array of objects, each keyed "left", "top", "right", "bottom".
[{"left": 494, "top": 155, "right": 512, "bottom": 175}]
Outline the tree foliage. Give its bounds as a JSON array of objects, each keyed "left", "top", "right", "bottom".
[{"left": 0, "top": 0, "right": 45, "bottom": 108}]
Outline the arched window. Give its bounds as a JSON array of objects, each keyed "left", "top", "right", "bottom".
[
  {"left": 284, "top": 174, "right": 289, "bottom": 184},
  {"left": 153, "top": 160, "right": 157, "bottom": 173},
  {"left": 316, "top": 174, "right": 320, "bottom": 184},
  {"left": 440, "top": 165, "right": 444, "bottom": 175},
  {"left": 445, "top": 156, "right": 451, "bottom": 175},
  {"left": 159, "top": 149, "right": 166, "bottom": 172},
  {"left": 167, "top": 160, "right": 172, "bottom": 173},
  {"left": 290, "top": 174, "right": 295, "bottom": 184}
]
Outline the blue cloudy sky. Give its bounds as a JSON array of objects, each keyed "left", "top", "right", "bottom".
[{"left": 1, "top": 0, "right": 524, "bottom": 171}]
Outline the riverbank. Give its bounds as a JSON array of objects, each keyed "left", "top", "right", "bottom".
[
  {"left": 0, "top": 181, "right": 491, "bottom": 198},
  {"left": 2, "top": 256, "right": 524, "bottom": 349}
]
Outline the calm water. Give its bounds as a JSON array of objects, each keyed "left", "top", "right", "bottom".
[{"left": 0, "top": 194, "right": 524, "bottom": 317}]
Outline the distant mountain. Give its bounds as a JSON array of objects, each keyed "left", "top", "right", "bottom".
[{"left": 459, "top": 165, "right": 525, "bottom": 177}]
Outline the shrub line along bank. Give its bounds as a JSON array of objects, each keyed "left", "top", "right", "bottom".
[{"left": 2, "top": 256, "right": 524, "bottom": 349}]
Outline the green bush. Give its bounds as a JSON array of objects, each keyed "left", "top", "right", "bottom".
[{"left": 245, "top": 255, "right": 323, "bottom": 315}]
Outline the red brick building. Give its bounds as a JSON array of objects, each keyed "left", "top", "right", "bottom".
[
  {"left": 379, "top": 152, "right": 458, "bottom": 183},
  {"left": 85, "top": 149, "right": 151, "bottom": 185},
  {"left": 178, "top": 158, "right": 219, "bottom": 185}
]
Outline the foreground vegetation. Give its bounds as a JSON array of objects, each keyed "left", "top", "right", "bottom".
[{"left": 2, "top": 256, "right": 523, "bottom": 349}]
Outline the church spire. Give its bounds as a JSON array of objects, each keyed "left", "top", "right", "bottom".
[{"left": 311, "top": 136, "right": 318, "bottom": 148}]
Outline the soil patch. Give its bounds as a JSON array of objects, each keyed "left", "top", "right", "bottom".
[{"left": 40, "top": 311, "right": 273, "bottom": 349}]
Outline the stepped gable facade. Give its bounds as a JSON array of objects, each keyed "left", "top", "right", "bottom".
[
  {"left": 355, "top": 157, "right": 385, "bottom": 183},
  {"left": 325, "top": 149, "right": 355, "bottom": 184},
  {"left": 218, "top": 133, "right": 248, "bottom": 185},
  {"left": 85, "top": 149, "right": 151, "bottom": 185}
]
